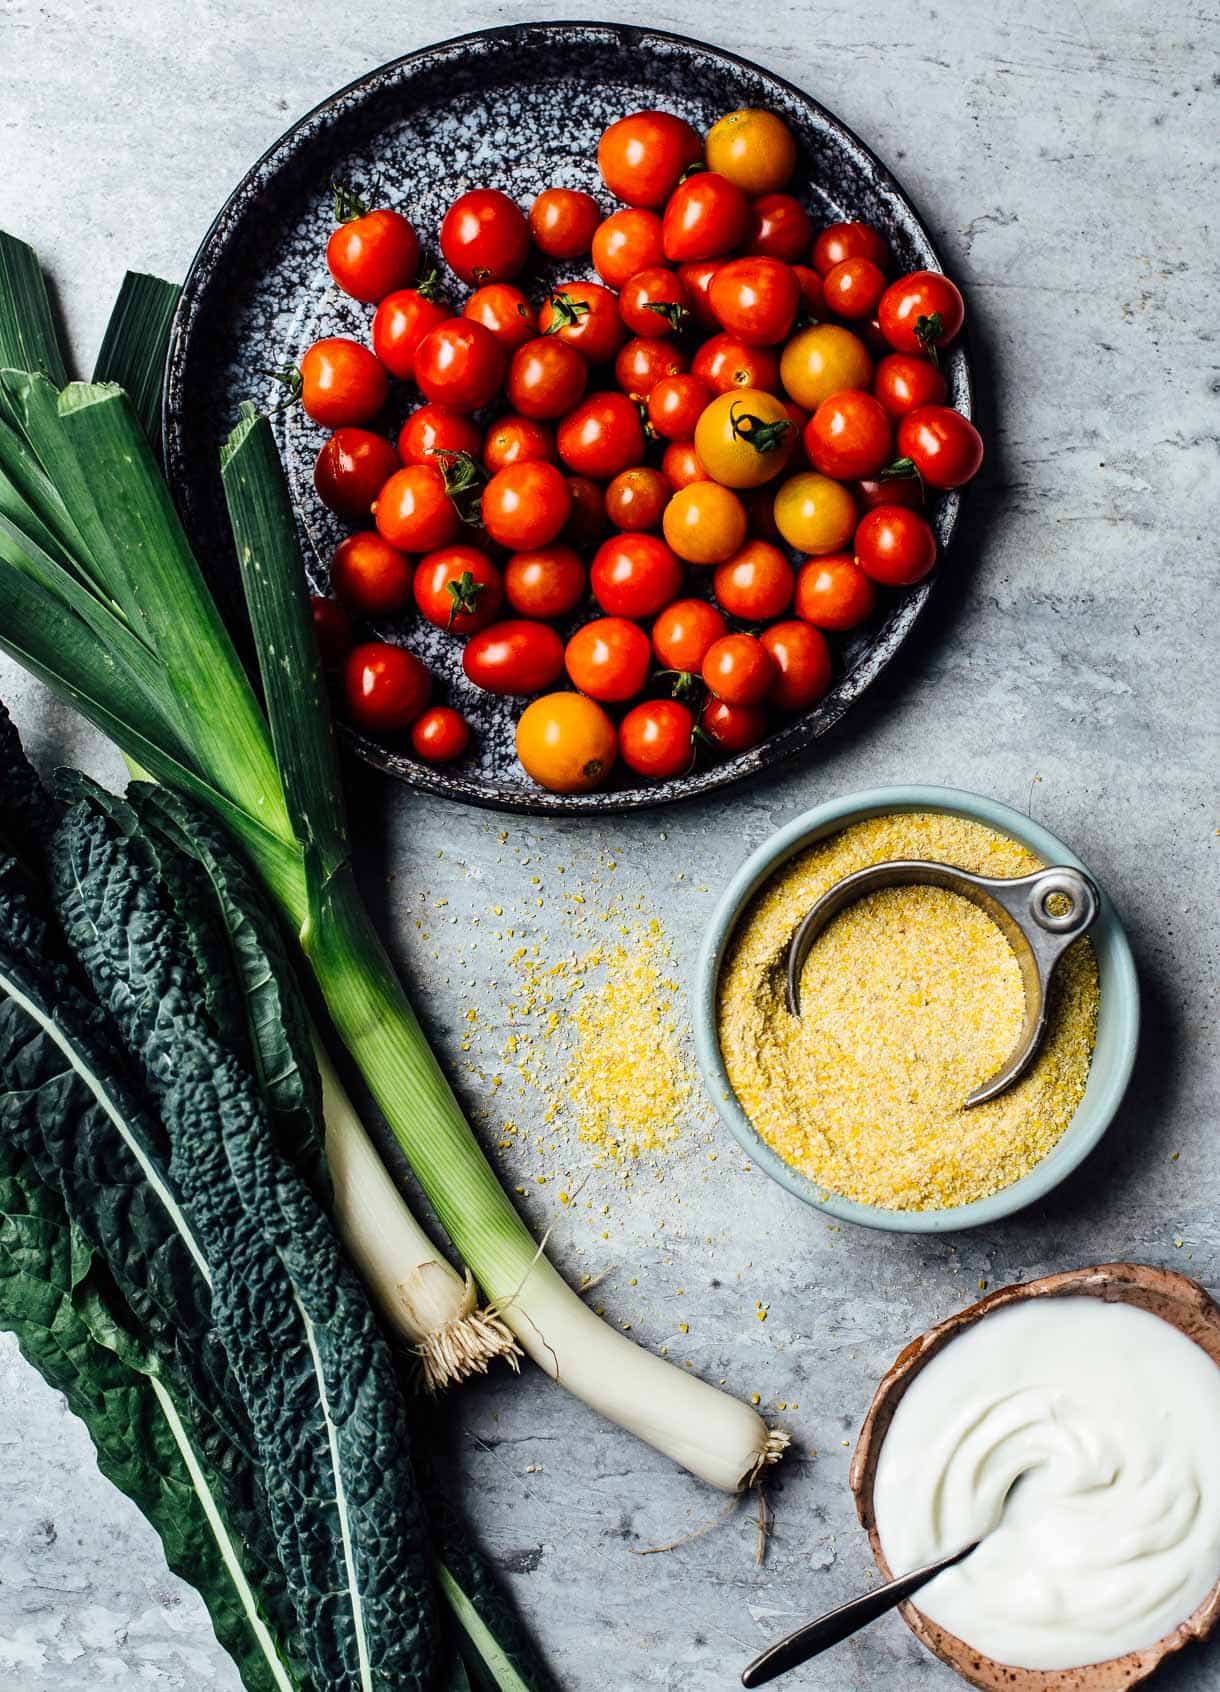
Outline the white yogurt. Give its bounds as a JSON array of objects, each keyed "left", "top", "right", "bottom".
[{"left": 872, "top": 1296, "right": 1220, "bottom": 1670}]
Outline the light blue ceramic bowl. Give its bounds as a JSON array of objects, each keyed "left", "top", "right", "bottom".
[{"left": 693, "top": 786, "right": 1139, "bottom": 1233}]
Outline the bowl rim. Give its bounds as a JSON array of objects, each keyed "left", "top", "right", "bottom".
[
  {"left": 848, "top": 1263, "right": 1220, "bottom": 1690},
  {"left": 691, "top": 783, "right": 1139, "bottom": 1233}
]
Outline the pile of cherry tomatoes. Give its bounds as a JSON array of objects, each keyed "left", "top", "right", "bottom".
[{"left": 301, "top": 105, "right": 982, "bottom": 793}]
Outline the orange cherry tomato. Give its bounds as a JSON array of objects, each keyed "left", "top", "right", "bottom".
[
  {"left": 397, "top": 404, "right": 481, "bottom": 467},
  {"left": 779, "top": 324, "right": 872, "bottom": 411},
  {"left": 794, "top": 555, "right": 877, "bottom": 630},
  {"left": 564, "top": 616, "right": 652, "bottom": 702},
  {"left": 598, "top": 109, "right": 702, "bottom": 208},
  {"left": 590, "top": 532, "right": 684, "bottom": 619},
  {"left": 604, "top": 466, "right": 671, "bottom": 532},
  {"left": 557, "top": 390, "right": 647, "bottom": 479},
  {"left": 712, "top": 540, "right": 794, "bottom": 620},
  {"left": 709, "top": 257, "right": 801, "bottom": 346},
  {"left": 504, "top": 545, "right": 586, "bottom": 619},
  {"left": 326, "top": 205, "right": 420, "bottom": 303},
  {"left": 312, "top": 596, "right": 353, "bottom": 668},
  {"left": 804, "top": 390, "right": 893, "bottom": 481},
  {"left": 662, "top": 481, "right": 748, "bottom": 565},
  {"left": 440, "top": 188, "right": 530, "bottom": 283},
  {"left": 652, "top": 597, "right": 728, "bottom": 673},
  {"left": 507, "top": 336, "right": 589, "bottom": 419},
  {"left": 299, "top": 338, "right": 388, "bottom": 427},
  {"left": 619, "top": 698, "right": 695, "bottom": 780},
  {"left": 344, "top": 642, "right": 431, "bottom": 732},
  {"left": 539, "top": 282, "right": 626, "bottom": 365},
  {"left": 822, "top": 257, "right": 887, "bottom": 321},
  {"left": 591, "top": 208, "right": 666, "bottom": 289},
  {"left": 413, "top": 544, "right": 503, "bottom": 633},
  {"left": 760, "top": 619, "right": 832, "bottom": 711},
  {"left": 812, "top": 221, "right": 889, "bottom": 276},
  {"left": 371, "top": 285, "right": 451, "bottom": 381},
  {"left": 463, "top": 283, "right": 537, "bottom": 350},
  {"left": 463, "top": 619, "right": 566, "bottom": 695},
  {"left": 660, "top": 439, "right": 710, "bottom": 490},
  {"left": 411, "top": 705, "right": 470, "bottom": 763},
  {"left": 614, "top": 336, "right": 689, "bottom": 399},
  {"left": 705, "top": 109, "right": 797, "bottom": 195},
  {"left": 662, "top": 173, "right": 751, "bottom": 262},
  {"left": 702, "top": 632, "right": 775, "bottom": 705},
  {"left": 482, "top": 415, "right": 557, "bottom": 474},
  {"left": 853, "top": 504, "right": 938, "bottom": 585},
  {"left": 872, "top": 352, "right": 949, "bottom": 419},
  {"left": 700, "top": 696, "right": 768, "bottom": 752},
  {"left": 647, "top": 373, "right": 713, "bottom": 440},
  {"left": 482, "top": 461, "right": 572, "bottom": 550},
  {"left": 529, "top": 187, "right": 601, "bottom": 258},
  {"left": 515, "top": 692, "right": 618, "bottom": 792},
  {"left": 772, "top": 472, "right": 858, "bottom": 555},
  {"left": 693, "top": 388, "right": 797, "bottom": 489},
  {"left": 619, "top": 267, "right": 691, "bottom": 338},
  {"left": 691, "top": 333, "right": 781, "bottom": 396},
  {"left": 877, "top": 271, "right": 965, "bottom": 355},
  {"left": 746, "top": 193, "right": 813, "bottom": 262},
  {"left": 374, "top": 463, "right": 459, "bottom": 552},
  {"left": 331, "top": 531, "right": 412, "bottom": 616},
  {"left": 314, "top": 428, "right": 400, "bottom": 521}
]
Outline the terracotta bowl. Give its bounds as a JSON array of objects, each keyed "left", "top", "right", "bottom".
[{"left": 850, "top": 1263, "right": 1220, "bottom": 1690}]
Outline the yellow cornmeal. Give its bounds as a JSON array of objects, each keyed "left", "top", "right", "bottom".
[{"left": 717, "top": 813, "right": 1100, "bottom": 1210}]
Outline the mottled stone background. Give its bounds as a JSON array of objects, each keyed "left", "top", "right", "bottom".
[{"left": 0, "top": 1, "right": 1217, "bottom": 1688}]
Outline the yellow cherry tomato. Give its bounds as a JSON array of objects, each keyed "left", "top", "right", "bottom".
[
  {"left": 705, "top": 109, "right": 797, "bottom": 195},
  {"left": 779, "top": 324, "right": 872, "bottom": 411},
  {"left": 693, "top": 388, "right": 797, "bottom": 489},
  {"left": 773, "top": 472, "right": 858, "bottom": 555},
  {"left": 662, "top": 481, "right": 749, "bottom": 565},
  {"left": 516, "top": 692, "right": 618, "bottom": 793}
]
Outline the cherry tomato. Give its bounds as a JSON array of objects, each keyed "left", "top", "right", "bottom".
[
  {"left": 619, "top": 267, "right": 691, "bottom": 338},
  {"left": 413, "top": 544, "right": 504, "bottom": 633},
  {"left": 855, "top": 473, "right": 924, "bottom": 510},
  {"left": 702, "top": 632, "right": 775, "bottom": 705},
  {"left": 414, "top": 319, "right": 506, "bottom": 413},
  {"left": 663, "top": 481, "right": 748, "bottom": 565},
  {"left": 326, "top": 205, "right": 420, "bottom": 303},
  {"left": 565, "top": 616, "right": 652, "bottom": 702},
  {"left": 331, "top": 531, "right": 412, "bottom": 616},
  {"left": 410, "top": 705, "right": 469, "bottom": 763},
  {"left": 482, "top": 461, "right": 572, "bottom": 550},
  {"left": 483, "top": 415, "right": 557, "bottom": 474},
  {"left": 504, "top": 545, "right": 586, "bottom": 619},
  {"left": 614, "top": 336, "right": 688, "bottom": 399},
  {"left": 713, "top": 540, "right": 794, "bottom": 620},
  {"left": 604, "top": 466, "right": 671, "bottom": 532},
  {"left": 398, "top": 404, "right": 482, "bottom": 467},
  {"left": 345, "top": 642, "right": 431, "bottom": 732},
  {"left": 662, "top": 172, "right": 751, "bottom": 262},
  {"left": 371, "top": 284, "right": 451, "bottom": 381},
  {"left": 691, "top": 333, "right": 780, "bottom": 396},
  {"left": 677, "top": 260, "right": 724, "bottom": 329},
  {"left": 660, "top": 439, "right": 710, "bottom": 490},
  {"left": 858, "top": 315, "right": 891, "bottom": 358},
  {"left": 507, "top": 336, "right": 589, "bottom": 419},
  {"left": 760, "top": 620, "right": 832, "bottom": 711},
  {"left": 871, "top": 352, "right": 949, "bottom": 418},
  {"left": 805, "top": 390, "right": 893, "bottom": 480},
  {"left": 773, "top": 472, "right": 857, "bottom": 554},
  {"left": 463, "top": 619, "right": 566, "bottom": 695},
  {"left": 557, "top": 390, "right": 647, "bottom": 479},
  {"left": 694, "top": 388, "right": 796, "bottom": 488},
  {"left": 463, "top": 283, "right": 536, "bottom": 350},
  {"left": 440, "top": 188, "right": 530, "bottom": 283},
  {"left": 812, "top": 221, "right": 889, "bottom": 276},
  {"left": 701, "top": 695, "right": 769, "bottom": 753},
  {"left": 652, "top": 597, "right": 727, "bottom": 673},
  {"left": 299, "top": 338, "right": 388, "bottom": 427},
  {"left": 528, "top": 187, "right": 601, "bottom": 259},
  {"left": 374, "top": 463, "right": 459, "bottom": 552},
  {"left": 516, "top": 693, "right": 617, "bottom": 793},
  {"left": 822, "top": 257, "right": 887, "bottom": 321},
  {"left": 854, "top": 504, "right": 937, "bottom": 585},
  {"left": 539, "top": 282, "right": 626, "bottom": 364},
  {"left": 779, "top": 323, "right": 872, "bottom": 411},
  {"left": 619, "top": 698, "right": 695, "bottom": 779},
  {"left": 597, "top": 109, "right": 702, "bottom": 208},
  {"left": 591, "top": 532, "right": 684, "bottom": 619},
  {"left": 896, "top": 405, "right": 984, "bottom": 489},
  {"left": 314, "top": 428, "right": 400, "bottom": 521},
  {"left": 877, "top": 270, "right": 965, "bottom": 355},
  {"left": 792, "top": 264, "right": 825, "bottom": 317},
  {"left": 563, "top": 475, "right": 607, "bottom": 546},
  {"left": 312, "top": 596, "right": 353, "bottom": 668},
  {"left": 708, "top": 257, "right": 800, "bottom": 347},
  {"left": 746, "top": 484, "right": 784, "bottom": 541},
  {"left": 794, "top": 555, "right": 876, "bottom": 630},
  {"left": 746, "top": 193, "right": 814, "bottom": 262},
  {"left": 591, "top": 208, "right": 666, "bottom": 290},
  {"left": 648, "top": 373, "right": 714, "bottom": 440},
  {"left": 705, "top": 108, "right": 796, "bottom": 194}
]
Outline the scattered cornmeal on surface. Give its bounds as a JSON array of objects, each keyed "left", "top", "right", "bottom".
[{"left": 717, "top": 813, "right": 1100, "bottom": 1210}]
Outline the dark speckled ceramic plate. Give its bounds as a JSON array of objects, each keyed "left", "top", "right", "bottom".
[{"left": 164, "top": 20, "right": 972, "bottom": 815}]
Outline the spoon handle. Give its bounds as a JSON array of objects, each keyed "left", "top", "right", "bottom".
[{"left": 740, "top": 1540, "right": 980, "bottom": 1687}]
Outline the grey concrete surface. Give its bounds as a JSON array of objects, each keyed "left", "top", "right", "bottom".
[{"left": 0, "top": 0, "right": 1218, "bottom": 1688}]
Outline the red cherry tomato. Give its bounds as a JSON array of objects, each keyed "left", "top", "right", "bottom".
[
  {"left": 557, "top": 390, "right": 647, "bottom": 479},
  {"left": 299, "top": 338, "right": 388, "bottom": 427},
  {"left": 463, "top": 619, "right": 566, "bottom": 695},
  {"left": 855, "top": 473, "right": 924, "bottom": 510},
  {"left": 804, "top": 390, "right": 893, "bottom": 480},
  {"left": 507, "top": 337, "right": 589, "bottom": 419},
  {"left": 598, "top": 109, "right": 702, "bottom": 208},
  {"left": 413, "top": 544, "right": 504, "bottom": 633},
  {"left": 647, "top": 373, "right": 714, "bottom": 440},
  {"left": 709, "top": 257, "right": 801, "bottom": 347},
  {"left": 529, "top": 187, "right": 602, "bottom": 258},
  {"left": 326, "top": 205, "right": 420, "bottom": 304},
  {"left": 312, "top": 596, "right": 353, "bottom": 668},
  {"left": 746, "top": 194, "right": 814, "bottom": 262},
  {"left": 877, "top": 271, "right": 965, "bottom": 355},
  {"left": 700, "top": 696, "right": 768, "bottom": 753},
  {"left": 371, "top": 285, "right": 451, "bottom": 381},
  {"left": 760, "top": 620, "right": 832, "bottom": 711},
  {"left": 677, "top": 260, "right": 724, "bottom": 328},
  {"left": 411, "top": 705, "right": 470, "bottom": 763},
  {"left": 812, "top": 221, "right": 889, "bottom": 276},
  {"left": 591, "top": 208, "right": 666, "bottom": 290},
  {"left": 440, "top": 188, "right": 530, "bottom": 283},
  {"left": 565, "top": 616, "right": 652, "bottom": 702},
  {"left": 854, "top": 504, "right": 937, "bottom": 585},
  {"left": 482, "top": 415, "right": 557, "bottom": 474},
  {"left": 463, "top": 283, "right": 536, "bottom": 350},
  {"left": 712, "top": 540, "right": 794, "bottom": 621},
  {"left": 482, "top": 461, "right": 572, "bottom": 550},
  {"left": 619, "top": 267, "right": 691, "bottom": 338},
  {"left": 896, "top": 405, "right": 984, "bottom": 489},
  {"left": 871, "top": 353, "right": 949, "bottom": 418},
  {"left": 662, "top": 173, "right": 751, "bottom": 262},
  {"left": 660, "top": 440, "right": 710, "bottom": 490},
  {"left": 590, "top": 532, "right": 684, "bottom": 619},
  {"left": 504, "top": 545, "right": 586, "bottom": 619},
  {"left": 314, "top": 428, "right": 400, "bottom": 521},
  {"left": 746, "top": 484, "right": 784, "bottom": 541},
  {"left": 614, "top": 336, "right": 688, "bottom": 399},
  {"left": 414, "top": 319, "right": 506, "bottom": 413},
  {"left": 604, "top": 466, "right": 671, "bottom": 532},
  {"left": 791, "top": 264, "right": 825, "bottom": 317},
  {"left": 619, "top": 698, "right": 696, "bottom": 779},
  {"left": 563, "top": 475, "right": 607, "bottom": 546},
  {"left": 702, "top": 632, "right": 775, "bottom": 705},
  {"left": 331, "top": 531, "right": 412, "bottom": 616},
  {"left": 794, "top": 555, "right": 876, "bottom": 630},
  {"left": 345, "top": 642, "right": 431, "bottom": 732},
  {"left": 539, "top": 282, "right": 626, "bottom": 365},
  {"left": 652, "top": 597, "right": 727, "bottom": 673},
  {"left": 374, "top": 463, "right": 459, "bottom": 552},
  {"left": 397, "top": 404, "right": 482, "bottom": 467},
  {"left": 691, "top": 334, "right": 781, "bottom": 395},
  {"left": 822, "top": 257, "right": 887, "bottom": 321}
]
